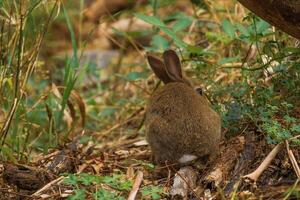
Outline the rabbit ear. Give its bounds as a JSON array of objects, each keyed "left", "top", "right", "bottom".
[
  {"left": 163, "top": 49, "right": 183, "bottom": 82},
  {"left": 147, "top": 54, "right": 172, "bottom": 84}
]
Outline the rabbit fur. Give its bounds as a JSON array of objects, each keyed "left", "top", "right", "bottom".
[{"left": 145, "top": 49, "right": 221, "bottom": 164}]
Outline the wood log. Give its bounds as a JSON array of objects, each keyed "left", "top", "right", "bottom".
[{"left": 238, "top": 0, "right": 300, "bottom": 39}]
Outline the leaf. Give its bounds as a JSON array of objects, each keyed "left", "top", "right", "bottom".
[
  {"left": 205, "top": 31, "right": 231, "bottom": 44},
  {"left": 160, "top": 26, "right": 187, "bottom": 48},
  {"left": 172, "top": 18, "right": 192, "bottom": 32},
  {"left": 125, "top": 71, "right": 146, "bottom": 81},
  {"left": 218, "top": 57, "right": 240, "bottom": 65},
  {"left": 291, "top": 125, "right": 300, "bottom": 133},
  {"left": 62, "top": 4, "right": 78, "bottom": 68},
  {"left": 79, "top": 173, "right": 98, "bottom": 186},
  {"left": 187, "top": 45, "right": 214, "bottom": 55},
  {"left": 70, "top": 91, "right": 86, "bottom": 128},
  {"left": 94, "top": 189, "right": 125, "bottom": 200},
  {"left": 283, "top": 47, "right": 300, "bottom": 54},
  {"left": 100, "top": 174, "right": 132, "bottom": 191},
  {"left": 151, "top": 35, "right": 170, "bottom": 50},
  {"left": 141, "top": 186, "right": 165, "bottom": 200},
  {"left": 236, "top": 23, "right": 250, "bottom": 37},
  {"left": 68, "top": 189, "right": 85, "bottom": 200},
  {"left": 221, "top": 19, "right": 236, "bottom": 38},
  {"left": 256, "top": 19, "right": 270, "bottom": 34},
  {"left": 57, "top": 4, "right": 80, "bottom": 130},
  {"left": 134, "top": 13, "right": 165, "bottom": 27},
  {"left": 187, "top": 45, "right": 204, "bottom": 54},
  {"left": 63, "top": 174, "right": 78, "bottom": 185},
  {"left": 149, "top": 0, "right": 176, "bottom": 8},
  {"left": 135, "top": 13, "right": 187, "bottom": 48},
  {"left": 0, "top": 146, "right": 17, "bottom": 164}
]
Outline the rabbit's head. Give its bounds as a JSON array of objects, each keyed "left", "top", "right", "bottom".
[{"left": 147, "top": 50, "right": 192, "bottom": 87}]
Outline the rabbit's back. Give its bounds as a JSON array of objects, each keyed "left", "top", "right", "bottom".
[{"left": 145, "top": 82, "right": 221, "bottom": 163}]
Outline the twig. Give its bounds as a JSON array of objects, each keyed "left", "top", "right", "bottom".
[
  {"left": 127, "top": 171, "right": 143, "bottom": 200},
  {"left": 285, "top": 140, "right": 300, "bottom": 179},
  {"left": 31, "top": 176, "right": 64, "bottom": 197},
  {"left": 243, "top": 143, "right": 282, "bottom": 183}
]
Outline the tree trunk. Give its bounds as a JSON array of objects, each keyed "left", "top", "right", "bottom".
[{"left": 238, "top": 0, "right": 300, "bottom": 39}]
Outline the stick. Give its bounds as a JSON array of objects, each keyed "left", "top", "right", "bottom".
[
  {"left": 285, "top": 140, "right": 300, "bottom": 179},
  {"left": 31, "top": 176, "right": 64, "bottom": 197},
  {"left": 127, "top": 171, "right": 143, "bottom": 200},
  {"left": 243, "top": 143, "right": 282, "bottom": 182}
]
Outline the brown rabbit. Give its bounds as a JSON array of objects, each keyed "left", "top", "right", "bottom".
[{"left": 145, "top": 50, "right": 221, "bottom": 164}]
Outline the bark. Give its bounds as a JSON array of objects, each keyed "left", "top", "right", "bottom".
[{"left": 238, "top": 0, "right": 300, "bottom": 39}]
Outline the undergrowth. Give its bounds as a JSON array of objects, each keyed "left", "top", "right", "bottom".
[{"left": 0, "top": 0, "right": 299, "bottom": 199}]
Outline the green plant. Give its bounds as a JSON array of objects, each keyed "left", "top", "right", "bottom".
[
  {"left": 0, "top": 0, "right": 61, "bottom": 161},
  {"left": 94, "top": 189, "right": 125, "bottom": 200},
  {"left": 68, "top": 189, "right": 86, "bottom": 200},
  {"left": 63, "top": 172, "right": 132, "bottom": 199},
  {"left": 0, "top": 0, "right": 90, "bottom": 161},
  {"left": 282, "top": 179, "right": 300, "bottom": 200},
  {"left": 135, "top": 3, "right": 300, "bottom": 147},
  {"left": 141, "top": 185, "right": 166, "bottom": 200}
]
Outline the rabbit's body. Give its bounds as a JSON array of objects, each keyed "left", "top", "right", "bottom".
[
  {"left": 145, "top": 50, "right": 221, "bottom": 164},
  {"left": 146, "top": 82, "right": 221, "bottom": 163}
]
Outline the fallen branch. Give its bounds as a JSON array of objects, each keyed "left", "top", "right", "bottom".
[
  {"left": 127, "top": 171, "right": 143, "bottom": 200},
  {"left": 243, "top": 143, "right": 282, "bottom": 183},
  {"left": 31, "top": 176, "right": 64, "bottom": 197},
  {"left": 285, "top": 140, "right": 300, "bottom": 179}
]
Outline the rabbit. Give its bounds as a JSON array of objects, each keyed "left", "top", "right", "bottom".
[{"left": 145, "top": 49, "right": 221, "bottom": 164}]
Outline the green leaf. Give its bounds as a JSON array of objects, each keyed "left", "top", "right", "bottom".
[
  {"left": 256, "top": 19, "right": 270, "bottom": 34},
  {"left": 187, "top": 45, "right": 214, "bottom": 56},
  {"left": 63, "top": 174, "right": 78, "bottom": 185},
  {"left": 205, "top": 31, "right": 231, "bottom": 44},
  {"left": 236, "top": 23, "right": 250, "bottom": 37},
  {"left": 284, "top": 115, "right": 296, "bottom": 124},
  {"left": 79, "top": 173, "right": 99, "bottom": 186},
  {"left": 134, "top": 13, "right": 165, "bottom": 27},
  {"left": 0, "top": 146, "right": 17, "bottom": 164},
  {"left": 149, "top": 0, "right": 176, "bottom": 8},
  {"left": 186, "top": 45, "right": 203, "bottom": 54},
  {"left": 160, "top": 26, "right": 187, "bottom": 48},
  {"left": 291, "top": 125, "right": 300, "bottom": 133},
  {"left": 126, "top": 72, "right": 146, "bottom": 81},
  {"left": 94, "top": 189, "right": 125, "bottom": 200},
  {"left": 283, "top": 47, "right": 300, "bottom": 54},
  {"left": 62, "top": 4, "right": 78, "bottom": 68},
  {"left": 218, "top": 57, "right": 240, "bottom": 65},
  {"left": 135, "top": 13, "right": 187, "bottom": 48},
  {"left": 68, "top": 189, "right": 85, "bottom": 200},
  {"left": 151, "top": 35, "right": 170, "bottom": 50},
  {"left": 79, "top": 136, "right": 94, "bottom": 144},
  {"left": 100, "top": 174, "right": 133, "bottom": 191},
  {"left": 221, "top": 19, "right": 236, "bottom": 38},
  {"left": 141, "top": 186, "right": 165, "bottom": 200},
  {"left": 57, "top": 4, "right": 79, "bottom": 128},
  {"left": 172, "top": 18, "right": 192, "bottom": 32}
]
